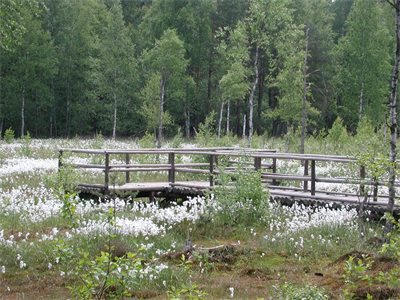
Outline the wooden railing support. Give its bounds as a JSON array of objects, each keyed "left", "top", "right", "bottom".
[
  {"left": 209, "top": 155, "right": 214, "bottom": 187},
  {"left": 58, "top": 150, "right": 63, "bottom": 169},
  {"left": 311, "top": 160, "right": 315, "bottom": 195},
  {"left": 272, "top": 158, "right": 277, "bottom": 185},
  {"left": 373, "top": 176, "right": 378, "bottom": 201},
  {"left": 360, "top": 165, "right": 366, "bottom": 197},
  {"left": 105, "top": 153, "right": 109, "bottom": 194},
  {"left": 169, "top": 153, "right": 175, "bottom": 183},
  {"left": 126, "top": 153, "right": 130, "bottom": 183},
  {"left": 254, "top": 157, "right": 261, "bottom": 171},
  {"left": 303, "top": 160, "right": 309, "bottom": 192}
]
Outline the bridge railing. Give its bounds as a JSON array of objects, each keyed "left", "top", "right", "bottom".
[
  {"left": 58, "top": 148, "right": 399, "bottom": 200},
  {"left": 58, "top": 147, "right": 278, "bottom": 193}
]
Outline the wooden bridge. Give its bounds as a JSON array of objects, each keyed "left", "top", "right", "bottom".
[{"left": 58, "top": 147, "right": 400, "bottom": 217}]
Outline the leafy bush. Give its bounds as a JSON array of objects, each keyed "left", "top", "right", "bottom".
[
  {"left": 3, "top": 127, "right": 14, "bottom": 143},
  {"left": 211, "top": 155, "right": 269, "bottom": 226},
  {"left": 327, "top": 117, "right": 349, "bottom": 147}
]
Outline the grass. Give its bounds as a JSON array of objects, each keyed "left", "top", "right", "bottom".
[{"left": 0, "top": 131, "right": 399, "bottom": 299}]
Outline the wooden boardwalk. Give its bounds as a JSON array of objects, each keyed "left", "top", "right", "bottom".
[{"left": 59, "top": 147, "right": 400, "bottom": 217}]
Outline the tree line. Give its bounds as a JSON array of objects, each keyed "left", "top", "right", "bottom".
[{"left": 0, "top": 0, "right": 396, "bottom": 142}]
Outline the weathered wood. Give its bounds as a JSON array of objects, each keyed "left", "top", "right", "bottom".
[
  {"left": 109, "top": 167, "right": 171, "bottom": 173},
  {"left": 105, "top": 153, "right": 109, "bottom": 195},
  {"left": 303, "top": 160, "right": 309, "bottom": 192},
  {"left": 75, "top": 164, "right": 105, "bottom": 169},
  {"left": 311, "top": 160, "right": 315, "bottom": 195},
  {"left": 169, "top": 153, "right": 175, "bottom": 183},
  {"left": 175, "top": 168, "right": 210, "bottom": 174},
  {"left": 59, "top": 147, "right": 400, "bottom": 208},
  {"left": 126, "top": 153, "right": 130, "bottom": 183}
]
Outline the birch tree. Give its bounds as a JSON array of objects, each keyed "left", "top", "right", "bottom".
[
  {"left": 90, "top": 0, "right": 137, "bottom": 140},
  {"left": 383, "top": 0, "right": 400, "bottom": 242},
  {"left": 142, "top": 29, "right": 189, "bottom": 148},
  {"left": 335, "top": 0, "right": 391, "bottom": 131}
]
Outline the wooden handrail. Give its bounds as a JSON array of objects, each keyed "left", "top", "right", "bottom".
[{"left": 58, "top": 147, "right": 400, "bottom": 200}]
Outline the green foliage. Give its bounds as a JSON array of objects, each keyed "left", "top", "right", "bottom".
[
  {"left": 20, "top": 132, "right": 31, "bottom": 157},
  {"left": 378, "top": 216, "right": 400, "bottom": 288},
  {"left": 327, "top": 116, "right": 349, "bottom": 145},
  {"left": 195, "top": 112, "right": 217, "bottom": 147},
  {"left": 212, "top": 155, "right": 269, "bottom": 226},
  {"left": 334, "top": 0, "right": 391, "bottom": 131},
  {"left": 342, "top": 255, "right": 373, "bottom": 300},
  {"left": 54, "top": 193, "right": 144, "bottom": 300},
  {"left": 354, "top": 117, "right": 386, "bottom": 156},
  {"left": 3, "top": 127, "right": 15, "bottom": 143},
  {"left": 0, "top": 0, "right": 41, "bottom": 51},
  {"left": 167, "top": 283, "right": 208, "bottom": 300},
  {"left": 273, "top": 282, "right": 329, "bottom": 300}
]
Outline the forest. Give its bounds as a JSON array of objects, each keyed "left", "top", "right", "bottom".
[{"left": 0, "top": 0, "right": 396, "bottom": 142}]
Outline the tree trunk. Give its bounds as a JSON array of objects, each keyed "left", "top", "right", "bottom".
[
  {"left": 185, "top": 103, "right": 190, "bottom": 139},
  {"left": 21, "top": 83, "right": 25, "bottom": 137},
  {"left": 242, "top": 114, "right": 246, "bottom": 142},
  {"left": 65, "top": 55, "right": 72, "bottom": 138},
  {"left": 383, "top": 0, "right": 400, "bottom": 242},
  {"left": 301, "top": 28, "right": 309, "bottom": 156},
  {"left": 285, "top": 122, "right": 290, "bottom": 153},
  {"left": 359, "top": 25, "right": 366, "bottom": 123},
  {"left": 247, "top": 46, "right": 259, "bottom": 148},
  {"left": 226, "top": 98, "right": 230, "bottom": 135},
  {"left": 218, "top": 101, "right": 224, "bottom": 139},
  {"left": 257, "top": 58, "right": 264, "bottom": 135},
  {"left": 158, "top": 67, "right": 166, "bottom": 149},
  {"left": 113, "top": 92, "right": 117, "bottom": 140},
  {"left": 113, "top": 70, "right": 117, "bottom": 140}
]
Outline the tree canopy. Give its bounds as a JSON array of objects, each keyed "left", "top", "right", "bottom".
[{"left": 0, "top": 0, "right": 396, "bottom": 141}]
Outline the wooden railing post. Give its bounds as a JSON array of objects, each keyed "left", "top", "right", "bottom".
[
  {"left": 169, "top": 153, "right": 175, "bottom": 183},
  {"left": 303, "top": 160, "right": 309, "bottom": 192},
  {"left": 105, "top": 152, "right": 109, "bottom": 194},
  {"left": 373, "top": 176, "right": 378, "bottom": 201},
  {"left": 272, "top": 158, "right": 277, "bottom": 185},
  {"left": 359, "top": 165, "right": 366, "bottom": 197},
  {"left": 311, "top": 160, "right": 315, "bottom": 195},
  {"left": 209, "top": 155, "right": 214, "bottom": 187},
  {"left": 58, "top": 150, "right": 63, "bottom": 169},
  {"left": 126, "top": 153, "right": 130, "bottom": 183},
  {"left": 254, "top": 156, "right": 261, "bottom": 171}
]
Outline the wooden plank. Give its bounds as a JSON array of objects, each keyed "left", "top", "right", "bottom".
[
  {"left": 109, "top": 167, "right": 171, "bottom": 172},
  {"left": 75, "top": 163, "right": 104, "bottom": 169},
  {"left": 175, "top": 168, "right": 209, "bottom": 174}
]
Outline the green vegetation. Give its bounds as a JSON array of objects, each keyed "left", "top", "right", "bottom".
[
  {"left": 0, "top": 133, "right": 399, "bottom": 299},
  {"left": 0, "top": 0, "right": 396, "bottom": 146}
]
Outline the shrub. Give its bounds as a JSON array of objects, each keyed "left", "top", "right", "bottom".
[
  {"left": 327, "top": 117, "right": 349, "bottom": 146},
  {"left": 211, "top": 155, "right": 269, "bottom": 226},
  {"left": 3, "top": 127, "right": 14, "bottom": 143}
]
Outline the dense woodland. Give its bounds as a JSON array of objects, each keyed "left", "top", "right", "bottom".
[{"left": 0, "top": 0, "right": 396, "bottom": 141}]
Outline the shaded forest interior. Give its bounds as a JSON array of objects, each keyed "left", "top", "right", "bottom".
[{"left": 0, "top": 0, "right": 395, "bottom": 141}]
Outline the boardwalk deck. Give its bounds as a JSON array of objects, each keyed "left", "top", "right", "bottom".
[{"left": 60, "top": 147, "right": 400, "bottom": 217}]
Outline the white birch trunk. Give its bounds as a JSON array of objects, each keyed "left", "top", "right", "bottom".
[
  {"left": 301, "top": 28, "right": 309, "bottom": 156},
  {"left": 243, "top": 114, "right": 246, "bottom": 142},
  {"left": 247, "top": 46, "right": 259, "bottom": 148},
  {"left": 21, "top": 83, "right": 25, "bottom": 137},
  {"left": 226, "top": 98, "right": 230, "bottom": 135},
  {"left": 359, "top": 26, "right": 366, "bottom": 123},
  {"left": 185, "top": 104, "right": 190, "bottom": 139},
  {"left": 112, "top": 69, "right": 117, "bottom": 140},
  {"left": 158, "top": 67, "right": 166, "bottom": 149},
  {"left": 218, "top": 101, "right": 224, "bottom": 139}
]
